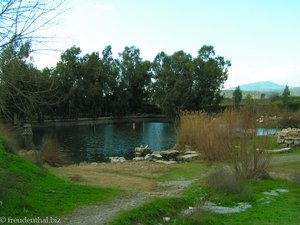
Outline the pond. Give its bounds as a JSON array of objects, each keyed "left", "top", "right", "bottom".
[
  {"left": 33, "top": 122, "right": 176, "bottom": 163},
  {"left": 256, "top": 128, "right": 280, "bottom": 136}
]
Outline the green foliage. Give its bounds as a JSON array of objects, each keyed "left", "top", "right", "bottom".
[
  {"left": 153, "top": 46, "right": 230, "bottom": 117},
  {"left": 1, "top": 44, "right": 229, "bottom": 122},
  {"left": 233, "top": 86, "right": 242, "bottom": 109},
  {"left": 0, "top": 137, "right": 120, "bottom": 217},
  {"left": 282, "top": 85, "right": 290, "bottom": 109}
]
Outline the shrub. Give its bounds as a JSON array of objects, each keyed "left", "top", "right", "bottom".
[
  {"left": 0, "top": 122, "right": 21, "bottom": 153},
  {"left": 176, "top": 109, "right": 272, "bottom": 179},
  {"left": 40, "top": 136, "right": 66, "bottom": 166},
  {"left": 205, "top": 167, "right": 244, "bottom": 194},
  {"left": 279, "top": 110, "right": 300, "bottom": 128}
]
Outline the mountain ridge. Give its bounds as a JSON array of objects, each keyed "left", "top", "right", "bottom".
[{"left": 227, "top": 81, "right": 286, "bottom": 91}]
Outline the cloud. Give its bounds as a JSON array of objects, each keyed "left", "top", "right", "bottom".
[{"left": 94, "top": 4, "right": 114, "bottom": 10}]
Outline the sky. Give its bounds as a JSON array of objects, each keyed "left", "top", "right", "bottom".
[{"left": 32, "top": 0, "right": 300, "bottom": 89}]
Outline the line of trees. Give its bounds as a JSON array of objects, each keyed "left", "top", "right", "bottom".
[{"left": 0, "top": 42, "right": 231, "bottom": 123}]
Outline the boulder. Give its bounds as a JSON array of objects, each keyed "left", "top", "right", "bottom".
[
  {"left": 152, "top": 153, "right": 163, "bottom": 160},
  {"left": 176, "top": 153, "right": 200, "bottom": 162},
  {"left": 155, "top": 150, "right": 179, "bottom": 160},
  {"left": 145, "top": 154, "right": 153, "bottom": 161},
  {"left": 133, "top": 157, "right": 145, "bottom": 161},
  {"left": 184, "top": 150, "right": 198, "bottom": 155},
  {"left": 134, "top": 146, "right": 152, "bottom": 156},
  {"left": 154, "top": 160, "right": 177, "bottom": 165},
  {"left": 109, "top": 157, "right": 126, "bottom": 163}
]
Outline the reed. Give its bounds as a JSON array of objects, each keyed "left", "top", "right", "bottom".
[{"left": 176, "top": 109, "right": 271, "bottom": 179}]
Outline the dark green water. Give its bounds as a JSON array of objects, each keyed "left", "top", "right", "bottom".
[{"left": 33, "top": 122, "right": 175, "bottom": 163}]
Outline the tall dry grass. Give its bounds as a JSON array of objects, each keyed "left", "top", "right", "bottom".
[
  {"left": 176, "top": 109, "right": 271, "bottom": 179},
  {"left": 0, "top": 122, "right": 21, "bottom": 153},
  {"left": 40, "top": 136, "right": 66, "bottom": 166}
]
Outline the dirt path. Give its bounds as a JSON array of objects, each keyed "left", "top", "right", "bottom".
[
  {"left": 52, "top": 162, "right": 199, "bottom": 225},
  {"left": 270, "top": 153, "right": 300, "bottom": 165},
  {"left": 61, "top": 192, "right": 147, "bottom": 225},
  {"left": 60, "top": 179, "right": 196, "bottom": 225}
]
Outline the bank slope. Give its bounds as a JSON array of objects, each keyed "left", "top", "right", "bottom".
[{"left": 0, "top": 137, "right": 120, "bottom": 218}]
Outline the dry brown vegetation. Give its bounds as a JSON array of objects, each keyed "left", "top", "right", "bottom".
[
  {"left": 40, "top": 136, "right": 66, "bottom": 166},
  {"left": 176, "top": 109, "right": 272, "bottom": 179},
  {"left": 0, "top": 122, "right": 21, "bottom": 153},
  {"left": 48, "top": 161, "right": 176, "bottom": 192}
]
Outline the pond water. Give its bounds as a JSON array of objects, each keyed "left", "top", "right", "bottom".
[
  {"left": 33, "top": 122, "right": 176, "bottom": 163},
  {"left": 256, "top": 128, "right": 280, "bottom": 136}
]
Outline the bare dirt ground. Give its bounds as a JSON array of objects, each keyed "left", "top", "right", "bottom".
[{"left": 48, "top": 161, "right": 178, "bottom": 191}]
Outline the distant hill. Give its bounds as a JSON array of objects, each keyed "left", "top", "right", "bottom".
[
  {"left": 227, "top": 81, "right": 285, "bottom": 91},
  {"left": 222, "top": 81, "right": 300, "bottom": 99}
]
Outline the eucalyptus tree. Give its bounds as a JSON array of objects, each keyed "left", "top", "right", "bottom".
[
  {"left": 114, "top": 46, "right": 151, "bottom": 115},
  {"left": 152, "top": 50, "right": 194, "bottom": 117},
  {"left": 54, "top": 46, "right": 82, "bottom": 118},
  {"left": 192, "top": 45, "right": 231, "bottom": 112},
  {"left": 152, "top": 45, "right": 230, "bottom": 117}
]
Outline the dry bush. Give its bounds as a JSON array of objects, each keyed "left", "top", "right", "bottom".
[
  {"left": 176, "top": 109, "right": 272, "bottom": 179},
  {"left": 205, "top": 167, "right": 245, "bottom": 194},
  {"left": 69, "top": 174, "right": 84, "bottom": 183},
  {"left": 176, "top": 110, "right": 236, "bottom": 161},
  {"left": 0, "top": 122, "right": 21, "bottom": 153},
  {"left": 279, "top": 110, "right": 300, "bottom": 128},
  {"left": 41, "top": 136, "right": 66, "bottom": 166}
]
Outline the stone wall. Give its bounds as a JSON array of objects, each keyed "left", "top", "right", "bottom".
[{"left": 277, "top": 128, "right": 300, "bottom": 147}]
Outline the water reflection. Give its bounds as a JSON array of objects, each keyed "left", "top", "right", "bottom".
[{"left": 33, "top": 122, "right": 175, "bottom": 163}]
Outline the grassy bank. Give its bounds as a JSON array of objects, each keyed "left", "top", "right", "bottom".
[
  {"left": 0, "top": 137, "right": 121, "bottom": 219},
  {"left": 109, "top": 177, "right": 300, "bottom": 225}
]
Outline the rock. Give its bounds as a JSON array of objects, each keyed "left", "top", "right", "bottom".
[
  {"left": 277, "top": 128, "right": 300, "bottom": 147},
  {"left": 155, "top": 150, "right": 179, "bottom": 160},
  {"left": 152, "top": 153, "right": 163, "bottom": 160},
  {"left": 144, "top": 154, "right": 153, "bottom": 161},
  {"left": 91, "top": 162, "right": 98, "bottom": 165},
  {"left": 184, "top": 150, "right": 198, "bottom": 155},
  {"left": 294, "top": 138, "right": 300, "bottom": 146},
  {"left": 176, "top": 153, "right": 200, "bottom": 162},
  {"left": 134, "top": 152, "right": 143, "bottom": 157},
  {"left": 133, "top": 157, "right": 145, "bottom": 161},
  {"left": 109, "top": 157, "right": 126, "bottom": 163},
  {"left": 154, "top": 160, "right": 177, "bottom": 165},
  {"left": 259, "top": 148, "right": 292, "bottom": 154},
  {"left": 134, "top": 146, "right": 152, "bottom": 156}
]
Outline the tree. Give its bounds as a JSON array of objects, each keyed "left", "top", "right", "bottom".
[
  {"left": 153, "top": 45, "right": 230, "bottom": 117},
  {"left": 54, "top": 46, "right": 82, "bottom": 118},
  {"left": 114, "top": 46, "right": 151, "bottom": 115},
  {"left": 191, "top": 45, "right": 230, "bottom": 111},
  {"left": 282, "top": 85, "right": 290, "bottom": 109},
  {"left": 0, "top": 0, "right": 68, "bottom": 123},
  {"left": 0, "top": 41, "right": 63, "bottom": 122},
  {"left": 0, "top": 0, "right": 67, "bottom": 49},
  {"left": 233, "top": 86, "right": 242, "bottom": 109}
]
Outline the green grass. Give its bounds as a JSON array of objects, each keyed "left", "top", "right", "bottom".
[
  {"left": 110, "top": 173, "right": 300, "bottom": 225},
  {"left": 157, "top": 161, "right": 208, "bottom": 181},
  {"left": 234, "top": 136, "right": 281, "bottom": 151},
  {"left": 0, "top": 137, "right": 121, "bottom": 219}
]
